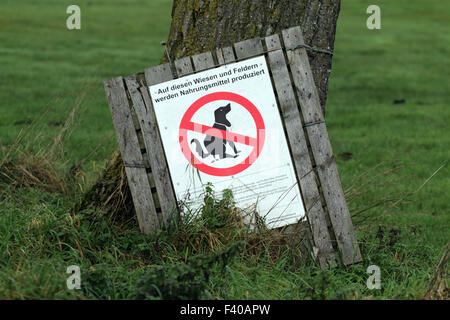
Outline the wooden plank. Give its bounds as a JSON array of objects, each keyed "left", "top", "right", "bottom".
[
  {"left": 222, "top": 47, "right": 236, "bottom": 63},
  {"left": 104, "top": 77, "right": 159, "bottom": 234},
  {"left": 282, "top": 26, "right": 362, "bottom": 265},
  {"left": 216, "top": 48, "right": 225, "bottom": 65},
  {"left": 216, "top": 46, "right": 236, "bottom": 64},
  {"left": 234, "top": 38, "right": 264, "bottom": 61},
  {"left": 174, "top": 57, "right": 194, "bottom": 77},
  {"left": 124, "top": 76, "right": 178, "bottom": 229},
  {"left": 145, "top": 63, "right": 173, "bottom": 86},
  {"left": 265, "top": 34, "right": 337, "bottom": 268},
  {"left": 192, "top": 52, "right": 215, "bottom": 71}
]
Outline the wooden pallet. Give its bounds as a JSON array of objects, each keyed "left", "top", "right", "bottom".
[{"left": 104, "top": 26, "right": 362, "bottom": 268}]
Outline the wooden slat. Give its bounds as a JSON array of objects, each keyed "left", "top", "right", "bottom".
[
  {"left": 191, "top": 52, "right": 215, "bottom": 71},
  {"left": 265, "top": 34, "right": 337, "bottom": 268},
  {"left": 104, "top": 77, "right": 159, "bottom": 233},
  {"left": 192, "top": 52, "right": 215, "bottom": 71},
  {"left": 282, "top": 26, "right": 362, "bottom": 265},
  {"left": 124, "top": 76, "right": 178, "bottom": 229},
  {"left": 145, "top": 63, "right": 173, "bottom": 86},
  {"left": 174, "top": 57, "right": 194, "bottom": 77},
  {"left": 216, "top": 46, "right": 236, "bottom": 64},
  {"left": 234, "top": 38, "right": 264, "bottom": 61},
  {"left": 216, "top": 48, "right": 225, "bottom": 65},
  {"left": 222, "top": 47, "right": 236, "bottom": 63}
]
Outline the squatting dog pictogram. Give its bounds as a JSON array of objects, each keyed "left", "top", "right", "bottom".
[{"left": 190, "top": 103, "right": 241, "bottom": 161}]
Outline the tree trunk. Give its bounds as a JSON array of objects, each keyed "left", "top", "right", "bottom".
[
  {"left": 166, "top": 0, "right": 339, "bottom": 111},
  {"left": 78, "top": 0, "right": 341, "bottom": 218}
]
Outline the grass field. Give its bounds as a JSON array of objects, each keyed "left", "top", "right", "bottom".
[{"left": 0, "top": 0, "right": 448, "bottom": 299}]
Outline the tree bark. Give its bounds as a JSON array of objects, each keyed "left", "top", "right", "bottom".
[
  {"left": 78, "top": 0, "right": 341, "bottom": 218},
  {"left": 166, "top": 0, "right": 339, "bottom": 111}
]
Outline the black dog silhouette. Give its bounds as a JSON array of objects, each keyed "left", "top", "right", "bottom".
[{"left": 191, "top": 103, "right": 240, "bottom": 160}]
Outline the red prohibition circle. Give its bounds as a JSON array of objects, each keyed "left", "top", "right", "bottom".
[{"left": 179, "top": 92, "right": 265, "bottom": 177}]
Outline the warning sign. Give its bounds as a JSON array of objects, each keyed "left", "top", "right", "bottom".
[
  {"left": 179, "top": 91, "right": 265, "bottom": 176},
  {"left": 150, "top": 56, "right": 305, "bottom": 228}
]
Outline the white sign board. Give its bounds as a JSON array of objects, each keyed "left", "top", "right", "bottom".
[{"left": 149, "top": 56, "right": 305, "bottom": 228}]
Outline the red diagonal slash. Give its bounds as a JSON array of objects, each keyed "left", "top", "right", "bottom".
[{"left": 180, "top": 121, "right": 257, "bottom": 147}]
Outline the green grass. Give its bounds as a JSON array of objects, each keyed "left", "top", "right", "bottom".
[
  {"left": 0, "top": 0, "right": 448, "bottom": 299},
  {"left": 0, "top": 0, "right": 172, "bottom": 163}
]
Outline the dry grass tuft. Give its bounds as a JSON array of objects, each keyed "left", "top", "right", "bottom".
[
  {"left": 423, "top": 242, "right": 449, "bottom": 300},
  {"left": 75, "top": 151, "right": 135, "bottom": 224},
  {"left": 0, "top": 90, "right": 88, "bottom": 195}
]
